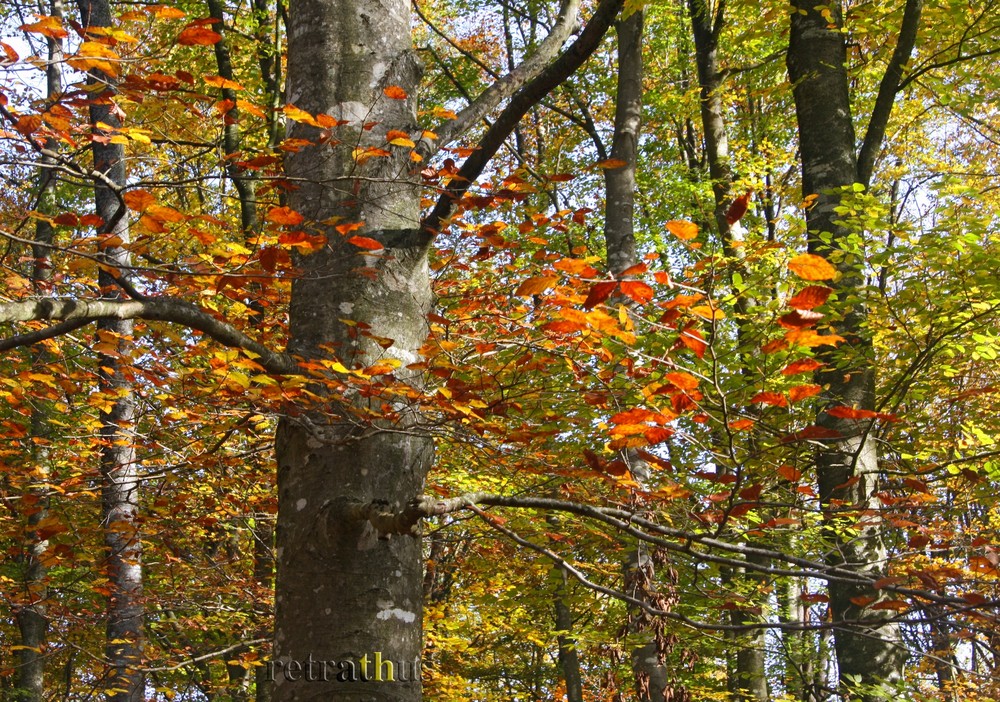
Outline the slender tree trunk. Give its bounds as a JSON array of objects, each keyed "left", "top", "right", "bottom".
[
  {"left": 687, "top": 2, "right": 770, "bottom": 697},
  {"left": 76, "top": 1, "right": 144, "bottom": 699},
  {"left": 553, "top": 567, "right": 584, "bottom": 702},
  {"left": 787, "top": 3, "right": 907, "bottom": 698},
  {"left": 272, "top": 0, "right": 431, "bottom": 699},
  {"left": 13, "top": 4, "right": 65, "bottom": 698},
  {"left": 602, "top": 10, "right": 678, "bottom": 701}
]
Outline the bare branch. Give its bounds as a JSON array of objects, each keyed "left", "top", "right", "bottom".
[
  {"left": 419, "top": 0, "right": 582, "bottom": 157},
  {"left": 0, "top": 297, "right": 299, "bottom": 374}
]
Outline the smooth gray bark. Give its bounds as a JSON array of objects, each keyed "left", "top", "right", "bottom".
[
  {"left": 273, "top": 0, "right": 431, "bottom": 699},
  {"left": 76, "top": 1, "right": 145, "bottom": 698}
]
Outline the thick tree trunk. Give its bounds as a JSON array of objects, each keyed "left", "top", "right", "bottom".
[
  {"left": 77, "top": 1, "right": 145, "bottom": 700},
  {"left": 272, "top": 0, "right": 431, "bottom": 699},
  {"left": 787, "top": 3, "right": 907, "bottom": 698}
]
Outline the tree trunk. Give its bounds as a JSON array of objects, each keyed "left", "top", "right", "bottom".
[
  {"left": 14, "top": 3, "right": 64, "bottom": 697},
  {"left": 272, "top": 0, "right": 431, "bottom": 699},
  {"left": 553, "top": 568, "right": 584, "bottom": 702},
  {"left": 786, "top": 3, "right": 907, "bottom": 698},
  {"left": 77, "top": 1, "right": 145, "bottom": 700}
]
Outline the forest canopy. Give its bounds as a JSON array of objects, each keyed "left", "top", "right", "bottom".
[{"left": 1, "top": 0, "right": 999, "bottom": 701}]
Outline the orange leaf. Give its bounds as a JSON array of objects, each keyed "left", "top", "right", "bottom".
[
  {"left": 123, "top": 189, "right": 156, "bottom": 211},
  {"left": 663, "top": 371, "right": 699, "bottom": 391},
  {"left": 777, "top": 465, "right": 802, "bottom": 481},
  {"left": 665, "top": 220, "right": 698, "bottom": 240},
  {"left": 583, "top": 281, "right": 618, "bottom": 310},
  {"left": 595, "top": 158, "right": 627, "bottom": 169},
  {"left": 872, "top": 600, "right": 909, "bottom": 611},
  {"left": 679, "top": 328, "right": 707, "bottom": 359},
  {"left": 788, "top": 253, "right": 837, "bottom": 281},
  {"left": 515, "top": 275, "right": 558, "bottom": 296},
  {"left": 553, "top": 258, "right": 598, "bottom": 277},
  {"left": 1, "top": 41, "right": 19, "bottom": 62},
  {"left": 761, "top": 338, "right": 789, "bottom": 354},
  {"left": 266, "top": 206, "right": 304, "bottom": 226},
  {"left": 784, "top": 329, "right": 844, "bottom": 347},
  {"left": 177, "top": 26, "right": 222, "bottom": 45},
  {"left": 20, "top": 16, "right": 68, "bottom": 39},
  {"left": 204, "top": 75, "right": 245, "bottom": 90},
  {"left": 788, "top": 285, "right": 833, "bottom": 309},
  {"left": 383, "top": 85, "right": 408, "bottom": 99},
  {"left": 788, "top": 384, "right": 822, "bottom": 403},
  {"left": 347, "top": 235, "right": 384, "bottom": 251},
  {"left": 729, "top": 418, "right": 755, "bottom": 431},
  {"left": 781, "top": 358, "right": 823, "bottom": 375},
  {"left": 620, "top": 280, "right": 654, "bottom": 304},
  {"left": 619, "top": 263, "right": 648, "bottom": 277},
  {"left": 850, "top": 595, "right": 876, "bottom": 607}
]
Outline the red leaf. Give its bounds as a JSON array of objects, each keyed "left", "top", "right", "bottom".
[
  {"left": 779, "top": 309, "right": 824, "bottom": 329},
  {"left": 725, "top": 191, "right": 752, "bottom": 225},
  {"left": 582, "top": 281, "right": 618, "bottom": 309},
  {"left": 643, "top": 426, "right": 674, "bottom": 445},
  {"left": 826, "top": 406, "right": 878, "bottom": 420},
  {"left": 750, "top": 391, "right": 787, "bottom": 407},
  {"left": 777, "top": 465, "right": 802, "bottom": 481},
  {"left": 788, "top": 286, "right": 833, "bottom": 310},
  {"left": 739, "top": 483, "right": 764, "bottom": 501},
  {"left": 781, "top": 425, "right": 842, "bottom": 443},
  {"left": 620, "top": 280, "right": 654, "bottom": 304},
  {"left": 728, "top": 418, "right": 755, "bottom": 431}
]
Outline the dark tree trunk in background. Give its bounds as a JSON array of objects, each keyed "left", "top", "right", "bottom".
[{"left": 787, "top": 2, "right": 911, "bottom": 698}]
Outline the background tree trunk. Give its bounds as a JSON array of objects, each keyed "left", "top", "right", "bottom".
[
  {"left": 77, "top": 1, "right": 145, "bottom": 699},
  {"left": 787, "top": 3, "right": 907, "bottom": 698}
]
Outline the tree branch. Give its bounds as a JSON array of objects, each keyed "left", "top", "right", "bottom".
[
  {"left": 422, "top": 0, "right": 625, "bottom": 233},
  {"left": 856, "top": 0, "right": 923, "bottom": 187},
  {"left": 419, "top": 0, "right": 583, "bottom": 157},
  {"left": 0, "top": 297, "right": 299, "bottom": 374}
]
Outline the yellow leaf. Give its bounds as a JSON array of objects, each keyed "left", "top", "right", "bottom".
[
  {"left": 204, "top": 75, "right": 246, "bottom": 91},
  {"left": 389, "top": 137, "right": 416, "bottom": 148}
]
